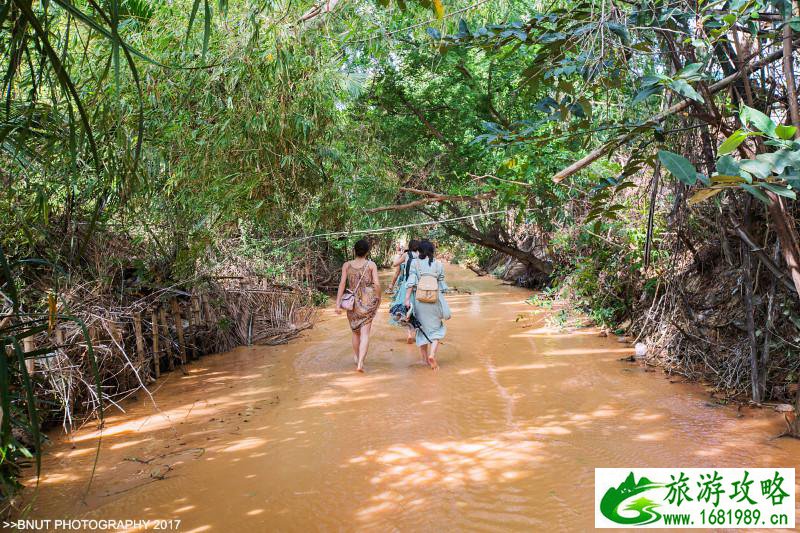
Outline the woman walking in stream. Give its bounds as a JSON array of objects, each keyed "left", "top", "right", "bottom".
[
  {"left": 388, "top": 239, "right": 420, "bottom": 343},
  {"left": 404, "top": 239, "right": 450, "bottom": 370},
  {"left": 335, "top": 238, "right": 381, "bottom": 372}
]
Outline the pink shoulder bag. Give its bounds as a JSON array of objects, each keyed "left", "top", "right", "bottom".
[{"left": 340, "top": 264, "right": 368, "bottom": 311}]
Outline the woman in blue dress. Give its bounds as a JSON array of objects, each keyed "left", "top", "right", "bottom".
[
  {"left": 388, "top": 239, "right": 420, "bottom": 343},
  {"left": 404, "top": 240, "right": 450, "bottom": 370}
]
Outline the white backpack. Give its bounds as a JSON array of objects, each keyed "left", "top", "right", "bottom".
[{"left": 415, "top": 260, "right": 439, "bottom": 303}]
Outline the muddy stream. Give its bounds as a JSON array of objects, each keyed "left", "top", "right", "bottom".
[{"left": 22, "top": 265, "right": 800, "bottom": 531}]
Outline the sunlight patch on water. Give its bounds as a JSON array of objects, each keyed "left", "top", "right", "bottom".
[{"left": 220, "top": 437, "right": 268, "bottom": 452}]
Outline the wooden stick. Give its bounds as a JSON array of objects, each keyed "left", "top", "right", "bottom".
[
  {"left": 192, "top": 297, "right": 203, "bottom": 355},
  {"left": 160, "top": 306, "right": 174, "bottom": 371},
  {"left": 151, "top": 308, "right": 161, "bottom": 378},
  {"left": 133, "top": 312, "right": 146, "bottom": 376},
  {"left": 203, "top": 295, "right": 215, "bottom": 327},
  {"left": 22, "top": 336, "right": 35, "bottom": 374},
  {"left": 186, "top": 298, "right": 196, "bottom": 360},
  {"left": 109, "top": 320, "right": 127, "bottom": 389},
  {"left": 171, "top": 299, "right": 187, "bottom": 365}
]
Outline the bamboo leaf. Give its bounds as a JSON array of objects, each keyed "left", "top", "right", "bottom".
[
  {"left": 432, "top": 0, "right": 444, "bottom": 19},
  {"left": 186, "top": 0, "right": 203, "bottom": 43},
  {"left": 203, "top": 0, "right": 211, "bottom": 60},
  {"left": 0, "top": 243, "right": 18, "bottom": 314},
  {"left": 12, "top": 339, "right": 41, "bottom": 479},
  {"left": 0, "top": 338, "right": 12, "bottom": 451}
]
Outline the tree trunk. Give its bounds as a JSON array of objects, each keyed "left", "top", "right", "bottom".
[
  {"left": 741, "top": 217, "right": 760, "bottom": 402},
  {"left": 766, "top": 194, "right": 800, "bottom": 298},
  {"left": 783, "top": 11, "right": 800, "bottom": 136},
  {"left": 442, "top": 220, "right": 553, "bottom": 274}
]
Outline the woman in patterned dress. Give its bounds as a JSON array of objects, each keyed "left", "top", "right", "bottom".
[
  {"left": 388, "top": 239, "right": 420, "bottom": 343},
  {"left": 335, "top": 239, "right": 381, "bottom": 372}
]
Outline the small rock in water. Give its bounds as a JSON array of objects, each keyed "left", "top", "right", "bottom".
[{"left": 634, "top": 342, "right": 647, "bottom": 357}]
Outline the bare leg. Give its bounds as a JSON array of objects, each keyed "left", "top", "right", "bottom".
[
  {"left": 406, "top": 326, "right": 415, "bottom": 343},
  {"left": 357, "top": 322, "right": 373, "bottom": 372},
  {"left": 428, "top": 340, "right": 439, "bottom": 370},
  {"left": 351, "top": 329, "right": 361, "bottom": 365},
  {"left": 419, "top": 343, "right": 429, "bottom": 366}
]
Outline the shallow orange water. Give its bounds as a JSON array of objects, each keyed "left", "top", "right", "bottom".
[{"left": 21, "top": 265, "right": 800, "bottom": 531}]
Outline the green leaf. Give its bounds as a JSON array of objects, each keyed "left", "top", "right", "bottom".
[
  {"left": 669, "top": 79, "right": 704, "bottom": 103},
  {"left": 659, "top": 150, "right": 698, "bottom": 184},
  {"left": 756, "top": 150, "right": 800, "bottom": 174},
  {"left": 740, "top": 105, "right": 777, "bottom": 136},
  {"left": 740, "top": 158, "right": 773, "bottom": 179},
  {"left": 677, "top": 62, "right": 703, "bottom": 79},
  {"left": 761, "top": 182, "right": 796, "bottom": 199},
  {"left": 741, "top": 184, "right": 772, "bottom": 204},
  {"left": 716, "top": 154, "right": 741, "bottom": 176},
  {"left": 632, "top": 85, "right": 662, "bottom": 105},
  {"left": 426, "top": 27, "right": 441, "bottom": 40},
  {"left": 775, "top": 124, "right": 798, "bottom": 140},
  {"left": 718, "top": 129, "right": 747, "bottom": 155},
  {"left": 606, "top": 22, "right": 631, "bottom": 45}
]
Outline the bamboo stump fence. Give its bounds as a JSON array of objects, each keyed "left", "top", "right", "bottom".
[{"left": 28, "top": 280, "right": 314, "bottom": 424}]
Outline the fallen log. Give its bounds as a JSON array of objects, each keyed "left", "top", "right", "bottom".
[{"left": 467, "top": 264, "right": 488, "bottom": 276}]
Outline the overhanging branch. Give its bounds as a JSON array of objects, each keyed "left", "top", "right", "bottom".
[
  {"left": 551, "top": 37, "right": 800, "bottom": 183},
  {"left": 365, "top": 188, "right": 495, "bottom": 214}
]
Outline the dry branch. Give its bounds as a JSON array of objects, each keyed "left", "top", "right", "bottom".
[
  {"left": 298, "top": 0, "right": 343, "bottom": 24},
  {"left": 365, "top": 188, "right": 495, "bottom": 213}
]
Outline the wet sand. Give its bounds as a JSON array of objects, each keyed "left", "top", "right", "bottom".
[{"left": 21, "top": 264, "right": 800, "bottom": 531}]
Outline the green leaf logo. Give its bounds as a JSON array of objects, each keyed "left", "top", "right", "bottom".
[{"left": 600, "top": 472, "right": 664, "bottom": 525}]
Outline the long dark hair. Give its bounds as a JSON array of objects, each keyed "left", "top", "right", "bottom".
[
  {"left": 408, "top": 239, "right": 420, "bottom": 253},
  {"left": 418, "top": 240, "right": 435, "bottom": 266}
]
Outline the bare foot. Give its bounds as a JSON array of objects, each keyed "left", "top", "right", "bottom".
[
  {"left": 406, "top": 337, "right": 415, "bottom": 344},
  {"left": 427, "top": 355, "right": 439, "bottom": 370},
  {"left": 356, "top": 367, "right": 365, "bottom": 373}
]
